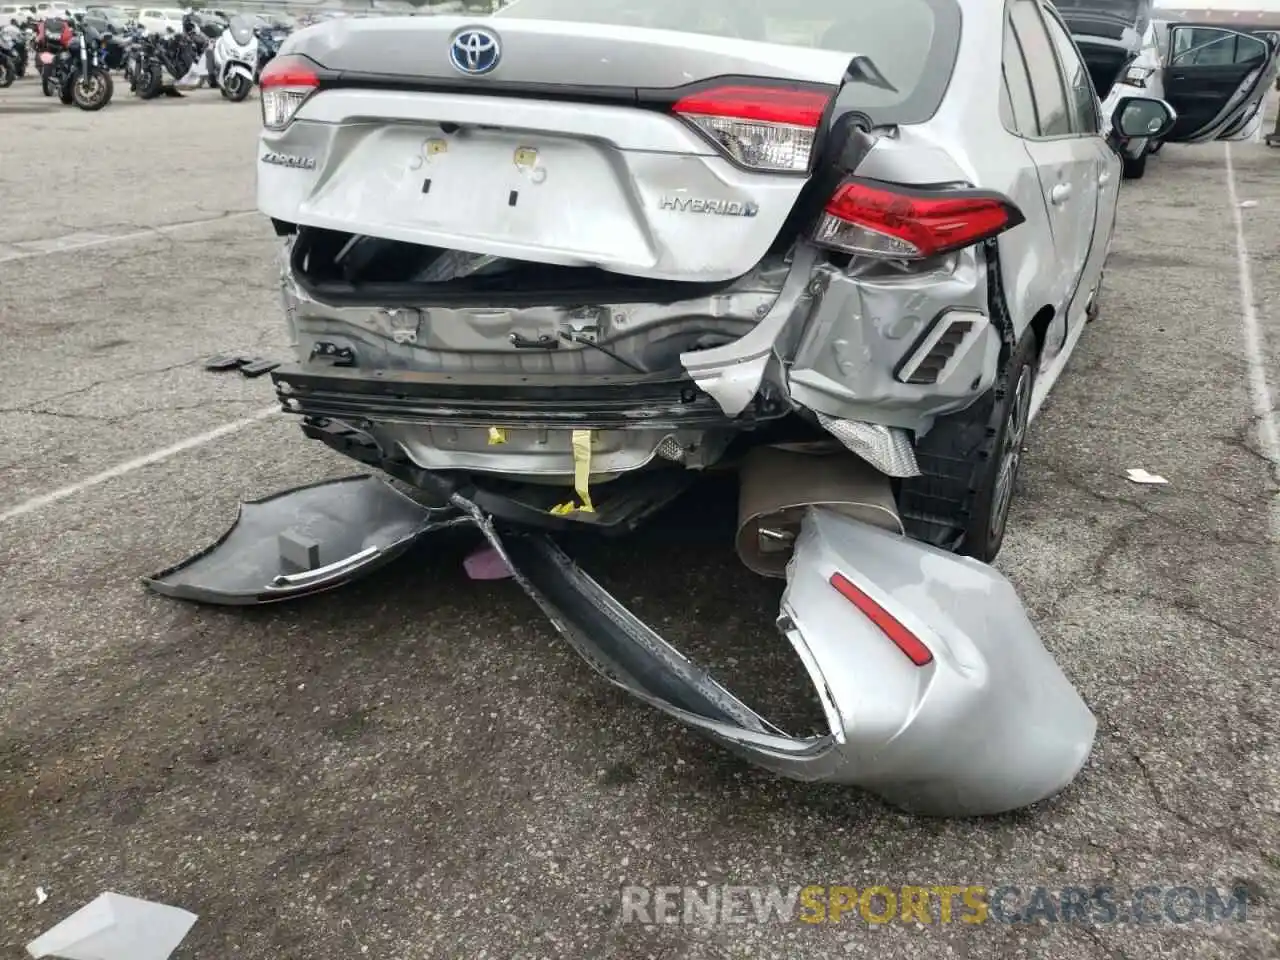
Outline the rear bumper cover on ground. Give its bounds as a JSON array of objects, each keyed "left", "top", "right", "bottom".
[{"left": 145, "top": 476, "right": 1096, "bottom": 817}]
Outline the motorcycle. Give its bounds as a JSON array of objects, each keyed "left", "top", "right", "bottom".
[
  {"left": 35, "top": 14, "right": 72, "bottom": 97},
  {"left": 0, "top": 26, "right": 21, "bottom": 86},
  {"left": 204, "top": 13, "right": 255, "bottom": 101},
  {"left": 46, "top": 18, "right": 113, "bottom": 110},
  {"left": 254, "top": 24, "right": 279, "bottom": 79},
  {"left": 129, "top": 27, "right": 199, "bottom": 98},
  {"left": 1, "top": 21, "right": 29, "bottom": 81}
]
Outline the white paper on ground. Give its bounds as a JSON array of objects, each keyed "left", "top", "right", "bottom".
[
  {"left": 1125, "top": 468, "right": 1169, "bottom": 485},
  {"left": 27, "top": 892, "right": 198, "bottom": 960}
]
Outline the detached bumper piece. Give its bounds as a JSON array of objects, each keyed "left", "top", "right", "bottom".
[{"left": 144, "top": 476, "right": 1095, "bottom": 816}]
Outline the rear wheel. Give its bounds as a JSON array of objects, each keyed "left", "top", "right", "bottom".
[
  {"left": 57, "top": 73, "right": 74, "bottom": 104},
  {"left": 40, "top": 65, "right": 54, "bottom": 96},
  {"left": 1122, "top": 150, "right": 1147, "bottom": 180},
  {"left": 898, "top": 328, "right": 1039, "bottom": 564},
  {"left": 0, "top": 60, "right": 14, "bottom": 88}
]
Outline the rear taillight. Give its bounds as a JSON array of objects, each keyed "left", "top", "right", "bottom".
[
  {"left": 1123, "top": 65, "right": 1154, "bottom": 88},
  {"left": 672, "top": 83, "right": 832, "bottom": 174},
  {"left": 815, "top": 178, "right": 1025, "bottom": 260},
  {"left": 260, "top": 54, "right": 320, "bottom": 131},
  {"left": 829, "top": 572, "right": 933, "bottom": 667}
]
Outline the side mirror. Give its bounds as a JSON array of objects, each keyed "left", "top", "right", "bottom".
[{"left": 1112, "top": 96, "right": 1176, "bottom": 140}]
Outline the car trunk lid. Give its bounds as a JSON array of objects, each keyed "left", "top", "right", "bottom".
[{"left": 258, "top": 17, "right": 855, "bottom": 284}]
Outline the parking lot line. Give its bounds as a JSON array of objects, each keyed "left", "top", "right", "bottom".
[
  {"left": 1222, "top": 141, "right": 1280, "bottom": 569},
  {"left": 0, "top": 406, "right": 280, "bottom": 524},
  {"left": 0, "top": 211, "right": 259, "bottom": 264}
]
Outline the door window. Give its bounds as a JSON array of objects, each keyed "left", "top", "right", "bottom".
[
  {"left": 1009, "top": 0, "right": 1072, "bottom": 136},
  {"left": 1171, "top": 27, "right": 1268, "bottom": 66},
  {"left": 1002, "top": 13, "right": 1039, "bottom": 136},
  {"left": 1041, "top": 7, "right": 1100, "bottom": 134}
]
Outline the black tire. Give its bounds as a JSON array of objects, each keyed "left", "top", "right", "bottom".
[
  {"left": 898, "top": 328, "right": 1039, "bottom": 564},
  {"left": 71, "top": 68, "right": 112, "bottom": 110},
  {"left": 136, "top": 65, "right": 161, "bottom": 99},
  {"left": 41, "top": 66, "right": 54, "bottom": 96},
  {"left": 0, "top": 60, "right": 14, "bottom": 88},
  {"left": 58, "top": 75, "right": 74, "bottom": 104},
  {"left": 1122, "top": 151, "right": 1147, "bottom": 180},
  {"left": 221, "top": 71, "right": 250, "bottom": 101},
  {"left": 960, "top": 330, "right": 1037, "bottom": 562}
]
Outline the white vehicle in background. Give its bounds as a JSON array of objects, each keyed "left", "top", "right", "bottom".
[
  {"left": 134, "top": 5, "right": 182, "bottom": 33},
  {"left": 205, "top": 12, "right": 255, "bottom": 100},
  {"left": 1088, "top": 16, "right": 1280, "bottom": 178}
]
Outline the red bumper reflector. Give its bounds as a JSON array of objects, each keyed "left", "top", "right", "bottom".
[{"left": 829, "top": 572, "right": 934, "bottom": 666}]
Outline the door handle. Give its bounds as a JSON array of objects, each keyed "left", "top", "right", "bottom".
[{"left": 1049, "top": 183, "right": 1072, "bottom": 205}]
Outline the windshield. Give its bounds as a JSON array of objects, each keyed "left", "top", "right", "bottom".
[
  {"left": 227, "top": 12, "right": 250, "bottom": 43},
  {"left": 495, "top": 0, "right": 961, "bottom": 122}
]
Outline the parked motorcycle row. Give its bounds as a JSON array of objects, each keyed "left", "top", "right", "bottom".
[{"left": 0, "top": 10, "right": 285, "bottom": 110}]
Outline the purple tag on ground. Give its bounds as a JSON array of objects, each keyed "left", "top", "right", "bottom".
[{"left": 464, "top": 545, "right": 512, "bottom": 580}]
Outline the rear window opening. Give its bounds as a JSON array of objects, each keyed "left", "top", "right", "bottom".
[
  {"left": 495, "top": 0, "right": 961, "bottom": 124},
  {"left": 290, "top": 226, "right": 736, "bottom": 307}
]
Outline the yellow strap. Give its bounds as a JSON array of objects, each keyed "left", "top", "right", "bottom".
[
  {"left": 487, "top": 426, "right": 507, "bottom": 445},
  {"left": 571, "top": 429, "right": 595, "bottom": 512}
]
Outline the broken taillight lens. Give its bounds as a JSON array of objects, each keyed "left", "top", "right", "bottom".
[
  {"left": 672, "top": 83, "right": 833, "bottom": 173},
  {"left": 815, "top": 178, "right": 1025, "bottom": 260},
  {"left": 260, "top": 55, "right": 321, "bottom": 131},
  {"left": 829, "top": 572, "right": 934, "bottom": 667}
]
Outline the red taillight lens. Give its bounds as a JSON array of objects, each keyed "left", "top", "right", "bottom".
[
  {"left": 260, "top": 54, "right": 321, "bottom": 131},
  {"left": 829, "top": 572, "right": 933, "bottom": 667},
  {"left": 672, "top": 83, "right": 833, "bottom": 173},
  {"left": 816, "top": 179, "right": 1025, "bottom": 260}
]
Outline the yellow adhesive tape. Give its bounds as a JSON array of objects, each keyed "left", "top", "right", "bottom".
[
  {"left": 571, "top": 429, "right": 595, "bottom": 513},
  {"left": 549, "top": 501, "right": 577, "bottom": 516},
  {"left": 487, "top": 426, "right": 507, "bottom": 445}
]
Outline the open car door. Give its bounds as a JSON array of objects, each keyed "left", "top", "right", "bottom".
[
  {"left": 1163, "top": 25, "right": 1280, "bottom": 143},
  {"left": 1055, "top": 0, "right": 1152, "bottom": 96}
]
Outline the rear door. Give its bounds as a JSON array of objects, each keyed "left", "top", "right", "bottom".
[
  {"left": 1162, "top": 25, "right": 1280, "bottom": 142},
  {"left": 1004, "top": 0, "right": 1100, "bottom": 355}
]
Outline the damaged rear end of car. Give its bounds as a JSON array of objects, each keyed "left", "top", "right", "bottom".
[{"left": 227, "top": 0, "right": 1099, "bottom": 815}]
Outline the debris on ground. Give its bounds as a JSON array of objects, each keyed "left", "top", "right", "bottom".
[
  {"left": 202, "top": 355, "right": 281, "bottom": 377},
  {"left": 463, "top": 545, "right": 512, "bottom": 581},
  {"left": 1125, "top": 468, "right": 1169, "bottom": 485},
  {"left": 26, "top": 892, "right": 197, "bottom": 960}
]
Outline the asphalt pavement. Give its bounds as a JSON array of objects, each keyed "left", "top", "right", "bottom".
[{"left": 0, "top": 79, "right": 1277, "bottom": 959}]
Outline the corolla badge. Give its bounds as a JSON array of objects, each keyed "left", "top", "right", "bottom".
[{"left": 449, "top": 27, "right": 501, "bottom": 76}]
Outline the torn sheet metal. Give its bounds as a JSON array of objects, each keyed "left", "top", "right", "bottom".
[
  {"left": 27, "top": 892, "right": 197, "bottom": 960},
  {"left": 143, "top": 475, "right": 462, "bottom": 604}
]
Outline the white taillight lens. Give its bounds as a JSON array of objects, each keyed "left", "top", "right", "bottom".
[
  {"left": 1124, "top": 66, "right": 1154, "bottom": 87},
  {"left": 259, "top": 54, "right": 319, "bottom": 131},
  {"left": 672, "top": 84, "right": 832, "bottom": 174},
  {"left": 816, "top": 179, "right": 1025, "bottom": 261}
]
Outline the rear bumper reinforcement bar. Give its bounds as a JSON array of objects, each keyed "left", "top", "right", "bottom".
[{"left": 271, "top": 363, "right": 787, "bottom": 429}]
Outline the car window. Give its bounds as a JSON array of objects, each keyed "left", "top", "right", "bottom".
[
  {"left": 1171, "top": 27, "right": 1268, "bottom": 66},
  {"left": 1009, "top": 0, "right": 1072, "bottom": 137},
  {"left": 496, "top": 0, "right": 963, "bottom": 125},
  {"left": 1002, "top": 12, "right": 1039, "bottom": 136},
  {"left": 1041, "top": 7, "right": 1099, "bottom": 134}
]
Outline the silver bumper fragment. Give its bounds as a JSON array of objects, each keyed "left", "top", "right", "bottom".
[{"left": 144, "top": 476, "right": 1094, "bottom": 816}]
